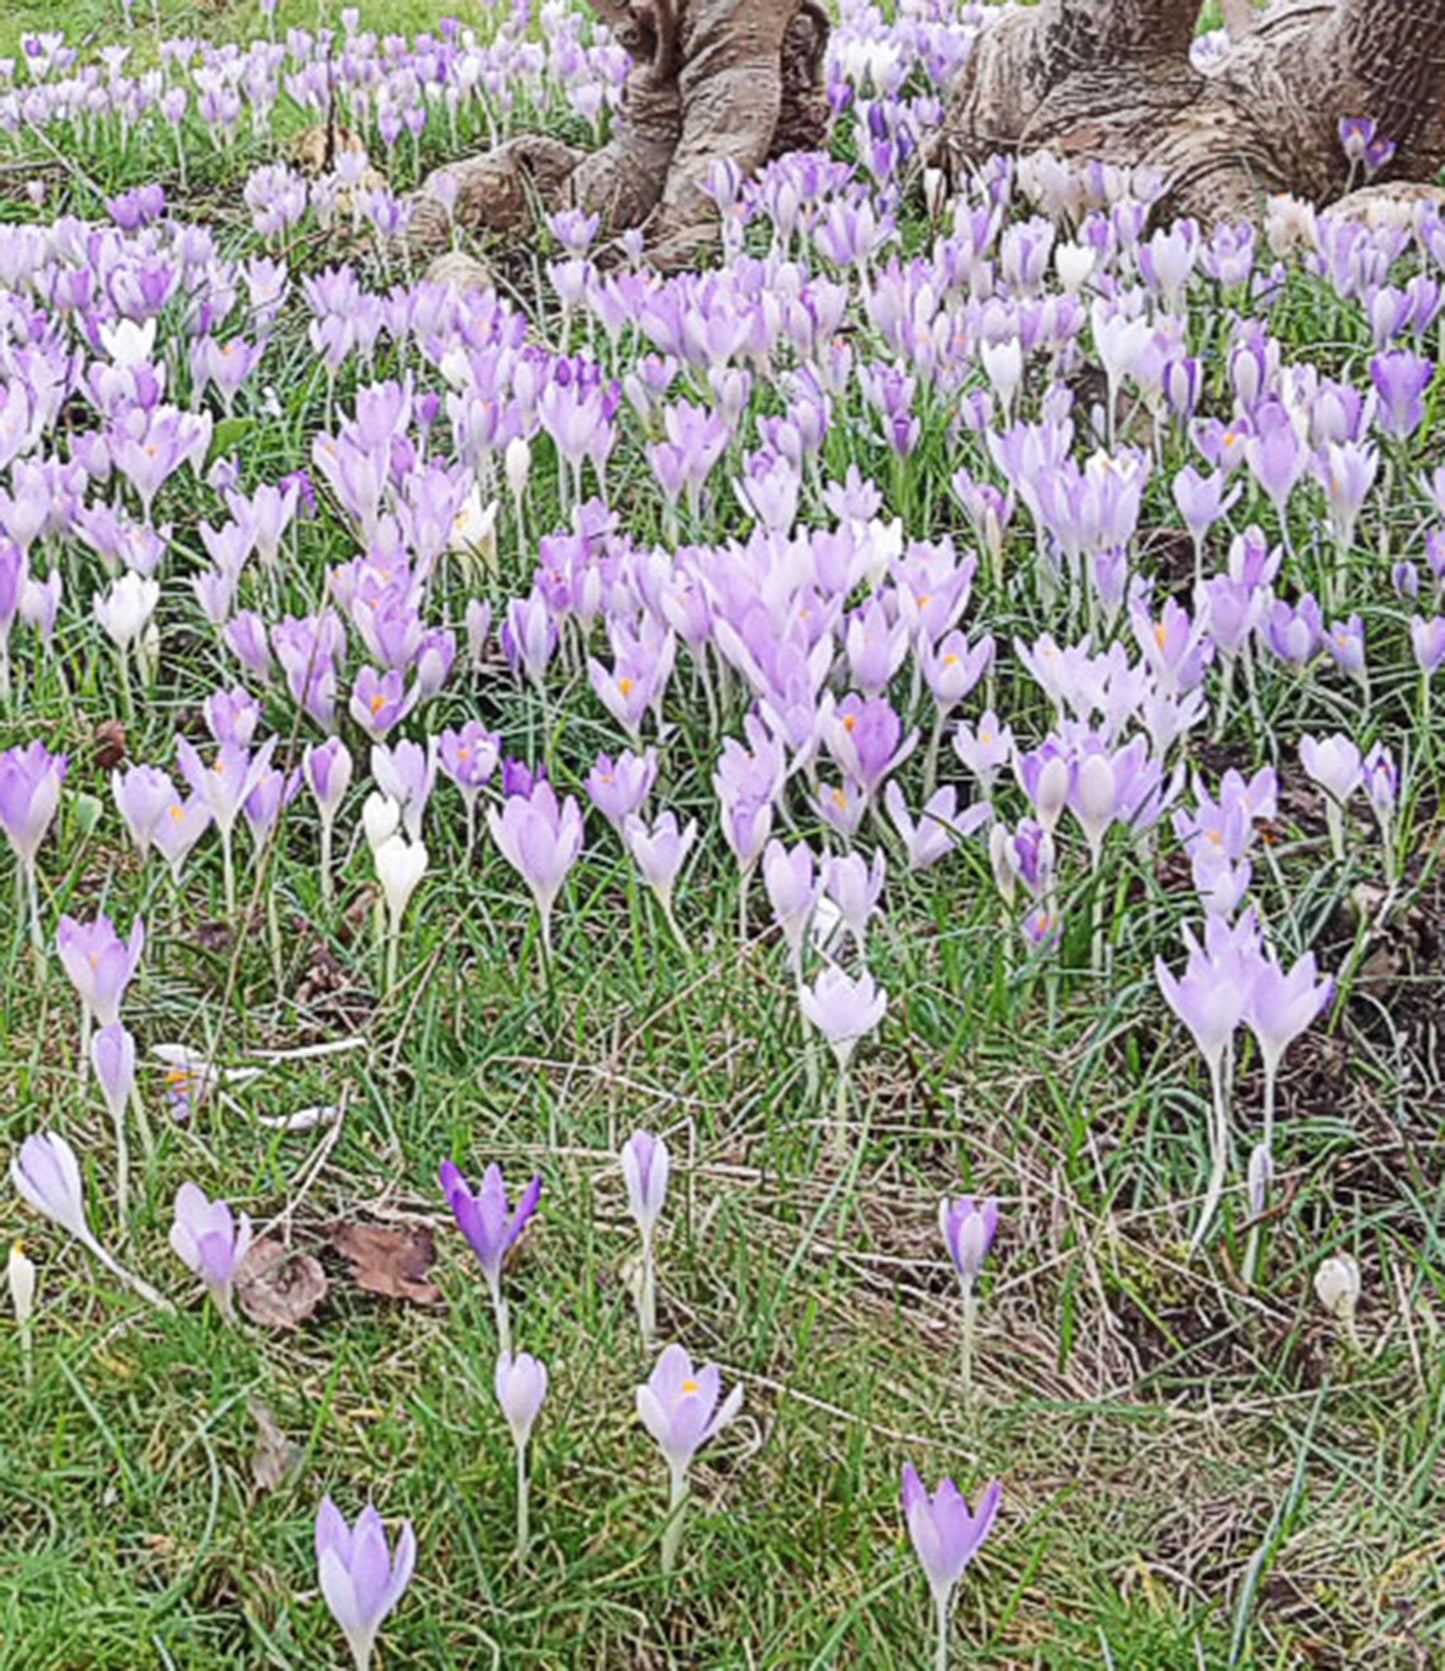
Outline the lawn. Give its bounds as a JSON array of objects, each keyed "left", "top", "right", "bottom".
[{"left": 1, "top": 2, "right": 1443, "bottom": 1668}]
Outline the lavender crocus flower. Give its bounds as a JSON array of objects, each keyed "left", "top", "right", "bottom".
[
  {"left": 437, "top": 722, "right": 500, "bottom": 855},
  {"left": 495, "top": 1350, "right": 548, "bottom": 1562},
  {"left": 1370, "top": 350, "right": 1432, "bottom": 441},
  {"left": 11, "top": 1132, "right": 170, "bottom": 1309},
  {"left": 799, "top": 965, "right": 888, "bottom": 1074},
  {"left": 623, "top": 811, "right": 697, "bottom": 934},
  {"left": 1156, "top": 914, "right": 1266, "bottom": 1248},
  {"left": 1411, "top": 615, "right": 1445, "bottom": 675},
  {"left": 487, "top": 779, "right": 584, "bottom": 958},
  {"left": 1299, "top": 732, "right": 1362, "bottom": 859},
  {"left": 636, "top": 1342, "right": 743, "bottom": 1574},
  {"left": 763, "top": 839, "right": 819, "bottom": 980},
  {"left": 439, "top": 1160, "right": 541, "bottom": 1355},
  {"left": 55, "top": 913, "right": 144, "bottom": 1028},
  {"left": 303, "top": 737, "right": 352, "bottom": 903},
  {"left": 315, "top": 1498, "right": 416, "bottom": 1671},
  {"left": 901, "top": 1464, "right": 1002, "bottom": 1671},
  {"left": 169, "top": 1182, "right": 252, "bottom": 1322},
  {"left": 621, "top": 1130, "right": 670, "bottom": 1344},
  {"left": 940, "top": 1194, "right": 998, "bottom": 1400},
  {"left": 0, "top": 742, "right": 66, "bottom": 945}
]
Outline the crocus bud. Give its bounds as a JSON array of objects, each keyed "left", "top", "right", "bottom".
[
  {"left": 373, "top": 834, "right": 427, "bottom": 924},
  {"left": 620, "top": 1131, "right": 670, "bottom": 1241},
  {"left": 8, "top": 1240, "right": 35, "bottom": 1330},
  {"left": 1314, "top": 1254, "right": 1361, "bottom": 1324},
  {"left": 495, "top": 1349, "right": 548, "bottom": 1449},
  {"left": 505, "top": 437, "right": 532, "bottom": 504},
  {"left": 362, "top": 792, "right": 402, "bottom": 852},
  {"left": 988, "top": 824, "right": 1016, "bottom": 906},
  {"left": 1247, "top": 1144, "right": 1273, "bottom": 1217},
  {"left": 91, "top": 1023, "right": 137, "bottom": 1125},
  {"left": 940, "top": 1196, "right": 999, "bottom": 1288}
]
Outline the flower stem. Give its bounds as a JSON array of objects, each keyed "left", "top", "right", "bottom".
[
  {"left": 661, "top": 1466, "right": 689, "bottom": 1575},
  {"left": 515, "top": 1441, "right": 530, "bottom": 1565},
  {"left": 1190, "top": 1053, "right": 1231, "bottom": 1254},
  {"left": 638, "top": 1236, "right": 656, "bottom": 1347},
  {"left": 935, "top": 1586, "right": 951, "bottom": 1671},
  {"left": 961, "top": 1280, "right": 978, "bottom": 1406},
  {"left": 491, "top": 1283, "right": 512, "bottom": 1357}
]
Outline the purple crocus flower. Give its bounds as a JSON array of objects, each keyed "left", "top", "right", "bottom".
[
  {"left": 940, "top": 1196, "right": 998, "bottom": 1290},
  {"left": 169, "top": 1182, "right": 252, "bottom": 1321},
  {"left": 1370, "top": 350, "right": 1433, "bottom": 441},
  {"left": 829, "top": 695, "right": 917, "bottom": 794},
  {"left": 763, "top": 839, "right": 819, "bottom": 978},
  {"left": 624, "top": 812, "right": 698, "bottom": 925},
  {"left": 112, "top": 765, "right": 180, "bottom": 857},
  {"left": 1244, "top": 951, "right": 1332, "bottom": 1137},
  {"left": 0, "top": 741, "right": 67, "bottom": 869},
  {"left": 1411, "top": 615, "right": 1445, "bottom": 675},
  {"left": 621, "top": 1128, "right": 670, "bottom": 1343},
  {"left": 55, "top": 913, "right": 144, "bottom": 1028},
  {"left": 585, "top": 748, "right": 657, "bottom": 836},
  {"left": 439, "top": 1159, "right": 541, "bottom": 1355},
  {"left": 901, "top": 1465, "right": 1002, "bottom": 1671},
  {"left": 799, "top": 965, "right": 888, "bottom": 1073},
  {"left": 487, "top": 779, "right": 585, "bottom": 957},
  {"left": 636, "top": 1342, "right": 743, "bottom": 1572},
  {"left": 315, "top": 1498, "right": 416, "bottom": 1671}
]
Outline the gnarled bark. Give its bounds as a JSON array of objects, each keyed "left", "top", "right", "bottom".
[
  {"left": 405, "top": 0, "right": 829, "bottom": 267},
  {"left": 938, "top": 0, "right": 1445, "bottom": 226}
]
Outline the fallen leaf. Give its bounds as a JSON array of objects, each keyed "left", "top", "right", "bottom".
[
  {"left": 247, "top": 1397, "right": 301, "bottom": 1495},
  {"left": 93, "top": 719, "right": 127, "bottom": 772},
  {"left": 328, "top": 1221, "right": 442, "bottom": 1307},
  {"left": 235, "top": 1236, "right": 328, "bottom": 1330}
]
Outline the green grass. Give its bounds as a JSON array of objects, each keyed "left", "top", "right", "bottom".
[{"left": 1, "top": 3, "right": 1444, "bottom": 1669}]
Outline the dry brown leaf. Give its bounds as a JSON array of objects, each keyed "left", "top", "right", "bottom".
[
  {"left": 328, "top": 1221, "right": 442, "bottom": 1308},
  {"left": 235, "top": 1236, "right": 328, "bottom": 1330},
  {"left": 247, "top": 1397, "right": 301, "bottom": 1496}
]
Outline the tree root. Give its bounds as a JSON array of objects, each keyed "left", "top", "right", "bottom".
[
  {"left": 402, "top": 0, "right": 828, "bottom": 267},
  {"left": 938, "top": 0, "right": 1445, "bottom": 227}
]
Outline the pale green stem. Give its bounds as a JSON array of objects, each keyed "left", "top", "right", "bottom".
[
  {"left": 961, "top": 1279, "right": 978, "bottom": 1405},
  {"left": 1190, "top": 1052, "right": 1231, "bottom": 1255},
  {"left": 515, "top": 1440, "right": 530, "bottom": 1564},
  {"left": 129, "top": 1080, "right": 154, "bottom": 1163},
  {"left": 638, "top": 1233, "right": 656, "bottom": 1347},
  {"left": 89, "top": 1236, "right": 175, "bottom": 1312},
  {"left": 935, "top": 1585, "right": 952, "bottom": 1671},
  {"left": 490, "top": 1280, "right": 512, "bottom": 1357},
  {"left": 320, "top": 819, "right": 334, "bottom": 905},
  {"left": 220, "top": 826, "right": 236, "bottom": 918},
  {"left": 661, "top": 1465, "right": 689, "bottom": 1575}
]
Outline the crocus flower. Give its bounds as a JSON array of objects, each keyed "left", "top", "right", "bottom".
[
  {"left": 1299, "top": 732, "right": 1361, "bottom": 859},
  {"left": 636, "top": 1343, "right": 743, "bottom": 1574},
  {"left": 91, "top": 1021, "right": 140, "bottom": 1219},
  {"left": 496, "top": 1350, "right": 548, "bottom": 1561},
  {"left": 623, "top": 812, "right": 697, "bottom": 934},
  {"left": 439, "top": 1160, "right": 541, "bottom": 1355},
  {"left": 901, "top": 1465, "right": 1002, "bottom": 1671},
  {"left": 940, "top": 1194, "right": 997, "bottom": 1399},
  {"left": 169, "top": 1182, "right": 252, "bottom": 1322},
  {"left": 763, "top": 839, "right": 819, "bottom": 980},
  {"left": 1155, "top": 914, "right": 1265, "bottom": 1248},
  {"left": 487, "top": 779, "right": 584, "bottom": 958},
  {"left": 11, "top": 1132, "right": 170, "bottom": 1309},
  {"left": 303, "top": 737, "right": 352, "bottom": 902},
  {"left": 1411, "top": 615, "right": 1445, "bottom": 675},
  {"left": 373, "top": 834, "right": 427, "bottom": 992},
  {"left": 799, "top": 966, "right": 888, "bottom": 1073},
  {"left": 9, "top": 1240, "right": 35, "bottom": 1382},
  {"left": 1314, "top": 1254, "right": 1361, "bottom": 1348},
  {"left": 0, "top": 742, "right": 66, "bottom": 942},
  {"left": 315, "top": 1498, "right": 416, "bottom": 1671},
  {"left": 55, "top": 912, "right": 144, "bottom": 1028},
  {"left": 621, "top": 1130, "right": 670, "bottom": 1343}
]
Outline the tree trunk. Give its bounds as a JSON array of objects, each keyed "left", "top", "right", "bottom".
[
  {"left": 406, "top": 0, "right": 829, "bottom": 266},
  {"left": 938, "top": 0, "right": 1445, "bottom": 226}
]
